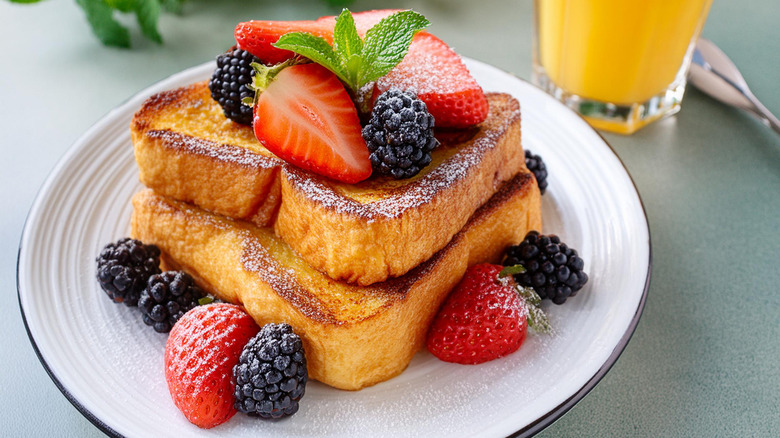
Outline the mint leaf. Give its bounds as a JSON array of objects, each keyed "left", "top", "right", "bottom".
[
  {"left": 332, "top": 9, "right": 363, "bottom": 86},
  {"left": 273, "top": 9, "right": 429, "bottom": 99},
  {"left": 135, "top": 0, "right": 163, "bottom": 44},
  {"left": 273, "top": 32, "right": 351, "bottom": 83},
  {"left": 76, "top": 0, "right": 131, "bottom": 48},
  {"left": 6, "top": 0, "right": 45, "bottom": 3},
  {"left": 358, "top": 10, "right": 429, "bottom": 86}
]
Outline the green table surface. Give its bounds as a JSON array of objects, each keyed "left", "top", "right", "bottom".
[{"left": 2, "top": 0, "right": 779, "bottom": 436}]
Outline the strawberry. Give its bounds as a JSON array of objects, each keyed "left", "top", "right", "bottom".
[
  {"left": 235, "top": 20, "right": 333, "bottom": 65},
  {"left": 165, "top": 303, "right": 260, "bottom": 429},
  {"left": 236, "top": 10, "right": 488, "bottom": 128},
  {"left": 426, "top": 264, "right": 528, "bottom": 365},
  {"left": 316, "top": 9, "right": 404, "bottom": 35},
  {"left": 235, "top": 10, "right": 402, "bottom": 64},
  {"left": 253, "top": 63, "right": 372, "bottom": 183},
  {"left": 375, "top": 32, "right": 489, "bottom": 128}
]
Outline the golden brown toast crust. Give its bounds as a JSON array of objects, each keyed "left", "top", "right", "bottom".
[
  {"left": 131, "top": 171, "right": 541, "bottom": 390},
  {"left": 276, "top": 93, "right": 524, "bottom": 285},
  {"left": 131, "top": 83, "right": 283, "bottom": 226},
  {"left": 131, "top": 82, "right": 525, "bottom": 284}
]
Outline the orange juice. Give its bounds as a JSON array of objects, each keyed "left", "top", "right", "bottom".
[{"left": 534, "top": 0, "right": 712, "bottom": 133}]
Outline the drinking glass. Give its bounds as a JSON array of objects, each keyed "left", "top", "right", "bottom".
[{"left": 533, "top": 0, "right": 713, "bottom": 134}]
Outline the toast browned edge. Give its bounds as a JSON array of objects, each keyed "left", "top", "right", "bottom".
[
  {"left": 131, "top": 83, "right": 284, "bottom": 226},
  {"left": 276, "top": 93, "right": 523, "bottom": 285},
  {"left": 131, "top": 171, "right": 541, "bottom": 390},
  {"left": 131, "top": 82, "right": 525, "bottom": 285}
]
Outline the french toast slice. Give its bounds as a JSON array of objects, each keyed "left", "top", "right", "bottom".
[
  {"left": 131, "top": 82, "right": 526, "bottom": 285},
  {"left": 131, "top": 171, "right": 541, "bottom": 390}
]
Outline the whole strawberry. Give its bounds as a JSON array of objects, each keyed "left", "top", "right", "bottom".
[
  {"left": 427, "top": 264, "right": 546, "bottom": 365},
  {"left": 165, "top": 304, "right": 259, "bottom": 428}
]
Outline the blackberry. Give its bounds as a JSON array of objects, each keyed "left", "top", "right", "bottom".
[
  {"left": 525, "top": 150, "right": 548, "bottom": 195},
  {"left": 362, "top": 88, "right": 439, "bottom": 179},
  {"left": 504, "top": 231, "right": 588, "bottom": 304},
  {"left": 208, "top": 48, "right": 259, "bottom": 125},
  {"left": 233, "top": 323, "right": 307, "bottom": 419},
  {"left": 96, "top": 238, "right": 161, "bottom": 306},
  {"left": 139, "top": 271, "right": 205, "bottom": 333}
]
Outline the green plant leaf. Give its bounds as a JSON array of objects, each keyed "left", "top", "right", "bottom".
[
  {"left": 105, "top": 0, "right": 135, "bottom": 13},
  {"left": 248, "top": 58, "right": 298, "bottom": 96},
  {"left": 274, "top": 32, "right": 349, "bottom": 83},
  {"left": 135, "top": 0, "right": 162, "bottom": 44},
  {"left": 160, "top": 0, "right": 184, "bottom": 13},
  {"left": 197, "top": 296, "right": 214, "bottom": 306},
  {"left": 6, "top": 0, "right": 46, "bottom": 4},
  {"left": 332, "top": 8, "right": 362, "bottom": 85},
  {"left": 515, "top": 285, "right": 551, "bottom": 333},
  {"left": 499, "top": 264, "right": 527, "bottom": 277},
  {"left": 75, "top": 0, "right": 131, "bottom": 48},
  {"left": 358, "top": 10, "right": 429, "bottom": 87},
  {"left": 517, "top": 285, "right": 542, "bottom": 308},
  {"left": 526, "top": 303, "right": 552, "bottom": 334}
]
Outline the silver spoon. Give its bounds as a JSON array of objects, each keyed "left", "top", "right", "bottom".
[{"left": 688, "top": 38, "right": 780, "bottom": 136}]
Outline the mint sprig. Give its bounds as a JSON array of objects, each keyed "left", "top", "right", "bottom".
[{"left": 273, "top": 9, "right": 430, "bottom": 96}]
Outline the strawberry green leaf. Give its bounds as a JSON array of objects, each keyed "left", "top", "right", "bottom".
[
  {"left": 273, "top": 32, "right": 350, "bottom": 84},
  {"left": 358, "top": 10, "right": 429, "bottom": 87},
  {"left": 517, "top": 285, "right": 542, "bottom": 307},
  {"left": 499, "top": 264, "right": 527, "bottom": 277},
  {"left": 75, "top": 0, "right": 131, "bottom": 48},
  {"left": 247, "top": 58, "right": 299, "bottom": 104},
  {"left": 197, "top": 296, "right": 215, "bottom": 306},
  {"left": 526, "top": 304, "right": 552, "bottom": 334},
  {"left": 135, "top": 0, "right": 163, "bottom": 44},
  {"left": 516, "top": 286, "right": 551, "bottom": 333}
]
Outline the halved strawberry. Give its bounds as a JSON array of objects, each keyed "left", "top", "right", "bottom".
[
  {"left": 235, "top": 20, "right": 333, "bottom": 65},
  {"left": 253, "top": 63, "right": 372, "bottom": 183},
  {"left": 376, "top": 32, "right": 489, "bottom": 128}
]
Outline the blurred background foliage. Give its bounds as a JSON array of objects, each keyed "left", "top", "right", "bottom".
[{"left": 5, "top": 0, "right": 352, "bottom": 48}]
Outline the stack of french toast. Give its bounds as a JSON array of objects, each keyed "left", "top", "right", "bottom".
[{"left": 129, "top": 11, "right": 542, "bottom": 391}]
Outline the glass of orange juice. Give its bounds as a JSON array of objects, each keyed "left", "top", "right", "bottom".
[{"left": 533, "top": 0, "right": 713, "bottom": 134}]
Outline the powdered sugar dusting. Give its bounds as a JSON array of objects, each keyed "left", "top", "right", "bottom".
[
  {"left": 377, "top": 33, "right": 478, "bottom": 95},
  {"left": 285, "top": 94, "right": 521, "bottom": 219},
  {"left": 240, "top": 237, "right": 338, "bottom": 324},
  {"left": 147, "top": 130, "right": 280, "bottom": 169}
]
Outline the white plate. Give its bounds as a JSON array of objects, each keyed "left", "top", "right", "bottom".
[{"left": 17, "top": 59, "right": 650, "bottom": 438}]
